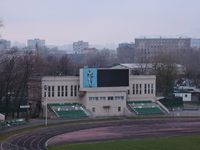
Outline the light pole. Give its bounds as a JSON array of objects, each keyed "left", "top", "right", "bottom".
[
  {"left": 44, "top": 85, "right": 48, "bottom": 126},
  {"left": 45, "top": 94, "right": 47, "bottom": 126}
]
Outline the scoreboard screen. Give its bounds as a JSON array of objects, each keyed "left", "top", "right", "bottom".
[
  {"left": 97, "top": 69, "right": 129, "bottom": 87},
  {"left": 82, "top": 68, "right": 129, "bottom": 88}
]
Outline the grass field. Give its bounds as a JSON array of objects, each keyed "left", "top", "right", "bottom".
[{"left": 48, "top": 135, "right": 200, "bottom": 150}]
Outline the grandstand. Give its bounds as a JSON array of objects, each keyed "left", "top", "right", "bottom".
[
  {"left": 127, "top": 101, "right": 164, "bottom": 115},
  {"left": 48, "top": 103, "right": 89, "bottom": 119},
  {"left": 29, "top": 68, "right": 159, "bottom": 117}
]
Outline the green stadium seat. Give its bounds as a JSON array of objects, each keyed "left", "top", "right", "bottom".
[
  {"left": 134, "top": 107, "right": 163, "bottom": 115},
  {"left": 48, "top": 103, "right": 88, "bottom": 119},
  {"left": 128, "top": 100, "right": 164, "bottom": 115}
]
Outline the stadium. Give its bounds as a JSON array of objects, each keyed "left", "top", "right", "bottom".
[
  {"left": 28, "top": 67, "right": 166, "bottom": 118},
  {"left": 2, "top": 67, "right": 200, "bottom": 150}
]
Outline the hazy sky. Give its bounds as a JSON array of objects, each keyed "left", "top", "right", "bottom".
[{"left": 0, "top": 0, "right": 200, "bottom": 45}]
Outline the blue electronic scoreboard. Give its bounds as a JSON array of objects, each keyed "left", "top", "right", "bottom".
[{"left": 82, "top": 68, "right": 129, "bottom": 88}]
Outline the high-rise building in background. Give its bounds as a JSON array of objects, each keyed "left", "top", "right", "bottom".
[
  {"left": 27, "top": 39, "right": 46, "bottom": 56},
  {"left": 0, "top": 39, "right": 11, "bottom": 51},
  {"left": 27, "top": 39, "right": 45, "bottom": 50},
  {"left": 117, "top": 43, "right": 135, "bottom": 63},
  {"left": 73, "top": 41, "right": 89, "bottom": 54},
  {"left": 135, "top": 38, "right": 191, "bottom": 62},
  {"left": 191, "top": 39, "right": 200, "bottom": 49}
]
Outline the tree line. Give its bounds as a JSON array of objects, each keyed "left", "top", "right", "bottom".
[{"left": 0, "top": 47, "right": 118, "bottom": 118}]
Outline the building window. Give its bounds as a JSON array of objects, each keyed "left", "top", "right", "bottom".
[
  {"left": 118, "top": 107, "right": 121, "bottom": 112},
  {"left": 89, "top": 97, "right": 98, "bottom": 100},
  {"left": 151, "top": 84, "right": 154, "bottom": 94},
  {"left": 48, "top": 86, "right": 51, "bottom": 97},
  {"left": 92, "top": 107, "right": 95, "bottom": 112},
  {"left": 65, "top": 86, "right": 68, "bottom": 97},
  {"left": 136, "top": 84, "right": 138, "bottom": 94},
  {"left": 132, "top": 84, "right": 135, "bottom": 94},
  {"left": 108, "top": 96, "right": 114, "bottom": 100},
  {"left": 74, "top": 85, "right": 77, "bottom": 97},
  {"left": 148, "top": 84, "right": 150, "bottom": 94},
  {"left": 57, "top": 86, "right": 60, "bottom": 97},
  {"left": 100, "top": 97, "right": 106, "bottom": 100},
  {"left": 139, "top": 84, "right": 142, "bottom": 94},
  {"left": 144, "top": 84, "right": 147, "bottom": 94},
  {"left": 44, "top": 92, "right": 46, "bottom": 97},
  {"left": 71, "top": 85, "right": 73, "bottom": 96},
  {"left": 61, "top": 86, "right": 64, "bottom": 97},
  {"left": 52, "top": 86, "right": 54, "bottom": 97},
  {"left": 115, "top": 96, "right": 124, "bottom": 100},
  {"left": 128, "top": 90, "right": 130, "bottom": 95},
  {"left": 115, "top": 96, "right": 120, "bottom": 100}
]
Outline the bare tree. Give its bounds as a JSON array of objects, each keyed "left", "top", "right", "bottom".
[
  {"left": 170, "top": 48, "right": 200, "bottom": 87},
  {"left": 0, "top": 50, "right": 18, "bottom": 119},
  {"left": 0, "top": 49, "right": 37, "bottom": 119},
  {"left": 152, "top": 52, "right": 177, "bottom": 96},
  {"left": 57, "top": 55, "right": 71, "bottom": 75},
  {"left": 14, "top": 51, "right": 35, "bottom": 117},
  {"left": 83, "top": 50, "right": 116, "bottom": 68}
]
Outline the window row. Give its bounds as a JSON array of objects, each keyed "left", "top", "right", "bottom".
[
  {"left": 92, "top": 106, "right": 121, "bottom": 112},
  {"left": 44, "top": 85, "right": 80, "bottom": 97},
  {"left": 89, "top": 96, "right": 124, "bottom": 101},
  {"left": 132, "top": 83, "right": 154, "bottom": 95}
]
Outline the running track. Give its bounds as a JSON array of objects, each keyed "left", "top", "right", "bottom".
[{"left": 2, "top": 118, "right": 200, "bottom": 150}]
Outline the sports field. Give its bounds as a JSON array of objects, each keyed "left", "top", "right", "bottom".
[
  {"left": 2, "top": 118, "right": 200, "bottom": 150},
  {"left": 49, "top": 135, "right": 200, "bottom": 150}
]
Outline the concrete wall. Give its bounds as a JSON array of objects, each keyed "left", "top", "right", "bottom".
[
  {"left": 39, "top": 75, "right": 156, "bottom": 117},
  {"left": 128, "top": 75, "right": 156, "bottom": 101},
  {"left": 41, "top": 76, "right": 81, "bottom": 105},
  {"left": 84, "top": 91, "right": 127, "bottom": 116}
]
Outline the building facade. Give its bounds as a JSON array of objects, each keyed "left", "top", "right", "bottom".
[
  {"left": 27, "top": 38, "right": 46, "bottom": 56},
  {"left": 73, "top": 41, "right": 89, "bottom": 54},
  {"left": 135, "top": 38, "right": 191, "bottom": 62},
  {"left": 0, "top": 39, "right": 11, "bottom": 51},
  {"left": 112, "top": 63, "right": 186, "bottom": 76},
  {"left": 27, "top": 39, "right": 45, "bottom": 49},
  {"left": 28, "top": 68, "right": 156, "bottom": 117},
  {"left": 117, "top": 43, "right": 135, "bottom": 62},
  {"left": 191, "top": 39, "right": 200, "bottom": 49}
]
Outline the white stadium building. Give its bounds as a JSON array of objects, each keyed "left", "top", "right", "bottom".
[{"left": 28, "top": 68, "right": 167, "bottom": 118}]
